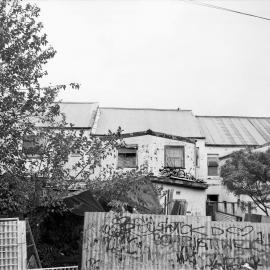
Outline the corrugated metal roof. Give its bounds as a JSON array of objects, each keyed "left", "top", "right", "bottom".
[
  {"left": 197, "top": 116, "right": 270, "bottom": 146},
  {"left": 96, "top": 108, "right": 202, "bottom": 137},
  {"left": 59, "top": 102, "right": 98, "bottom": 128}
]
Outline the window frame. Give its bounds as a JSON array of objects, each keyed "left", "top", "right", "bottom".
[
  {"left": 207, "top": 154, "right": 219, "bottom": 176},
  {"left": 22, "top": 134, "right": 45, "bottom": 158},
  {"left": 164, "top": 145, "right": 185, "bottom": 169},
  {"left": 117, "top": 145, "right": 138, "bottom": 169}
]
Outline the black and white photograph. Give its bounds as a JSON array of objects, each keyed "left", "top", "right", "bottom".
[{"left": 1, "top": 0, "right": 270, "bottom": 269}]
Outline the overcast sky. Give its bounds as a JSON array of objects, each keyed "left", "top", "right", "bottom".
[{"left": 34, "top": 0, "right": 270, "bottom": 116}]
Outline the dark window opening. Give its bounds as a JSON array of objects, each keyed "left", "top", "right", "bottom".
[
  {"left": 22, "top": 135, "right": 44, "bottom": 156},
  {"left": 207, "top": 194, "right": 219, "bottom": 202},
  {"left": 207, "top": 154, "right": 219, "bottom": 176},
  {"left": 117, "top": 147, "right": 137, "bottom": 168}
]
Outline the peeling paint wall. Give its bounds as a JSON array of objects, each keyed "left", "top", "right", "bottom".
[
  {"left": 94, "top": 135, "right": 197, "bottom": 177},
  {"left": 92, "top": 135, "right": 206, "bottom": 216},
  {"left": 160, "top": 185, "right": 206, "bottom": 216},
  {"left": 124, "top": 135, "right": 196, "bottom": 175}
]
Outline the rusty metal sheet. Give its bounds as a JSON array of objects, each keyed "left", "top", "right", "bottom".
[
  {"left": 82, "top": 212, "right": 270, "bottom": 270},
  {"left": 96, "top": 108, "right": 202, "bottom": 138}
]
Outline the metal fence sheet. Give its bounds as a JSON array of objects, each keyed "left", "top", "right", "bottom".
[{"left": 82, "top": 212, "right": 270, "bottom": 270}]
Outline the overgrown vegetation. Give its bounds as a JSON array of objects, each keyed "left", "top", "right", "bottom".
[
  {"left": 0, "top": 1, "right": 160, "bottom": 266},
  {"left": 221, "top": 149, "right": 270, "bottom": 216}
]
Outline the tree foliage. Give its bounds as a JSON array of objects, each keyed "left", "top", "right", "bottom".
[
  {"left": 0, "top": 0, "right": 122, "bottom": 217},
  {"left": 221, "top": 149, "right": 270, "bottom": 216},
  {"left": 0, "top": 0, "right": 161, "bottom": 266},
  {"left": 88, "top": 166, "right": 162, "bottom": 214}
]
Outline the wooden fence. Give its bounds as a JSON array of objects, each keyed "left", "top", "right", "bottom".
[{"left": 82, "top": 212, "right": 270, "bottom": 270}]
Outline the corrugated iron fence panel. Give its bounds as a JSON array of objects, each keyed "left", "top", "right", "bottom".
[
  {"left": 208, "top": 221, "right": 270, "bottom": 270},
  {"left": 82, "top": 212, "right": 270, "bottom": 270}
]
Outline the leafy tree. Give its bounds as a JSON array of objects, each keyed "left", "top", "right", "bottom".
[
  {"left": 88, "top": 167, "right": 162, "bottom": 214},
  {"left": 0, "top": 0, "right": 161, "bottom": 265},
  {"left": 221, "top": 149, "right": 270, "bottom": 216},
  {"left": 0, "top": 0, "right": 122, "bottom": 216},
  {"left": 0, "top": 0, "right": 123, "bottom": 265}
]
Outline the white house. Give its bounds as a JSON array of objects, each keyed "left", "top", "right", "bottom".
[
  {"left": 197, "top": 116, "right": 270, "bottom": 219},
  {"left": 55, "top": 103, "right": 270, "bottom": 218},
  {"left": 92, "top": 107, "right": 208, "bottom": 216}
]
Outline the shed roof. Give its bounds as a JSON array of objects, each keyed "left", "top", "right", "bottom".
[
  {"left": 96, "top": 108, "right": 203, "bottom": 138},
  {"left": 197, "top": 116, "right": 270, "bottom": 146},
  {"left": 59, "top": 102, "right": 98, "bottom": 128},
  {"left": 150, "top": 176, "right": 208, "bottom": 190}
]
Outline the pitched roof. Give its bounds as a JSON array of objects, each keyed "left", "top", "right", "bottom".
[
  {"left": 59, "top": 102, "right": 98, "bottom": 128},
  {"left": 197, "top": 116, "right": 270, "bottom": 146},
  {"left": 95, "top": 108, "right": 203, "bottom": 138}
]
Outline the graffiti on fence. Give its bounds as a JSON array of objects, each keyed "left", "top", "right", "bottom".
[{"left": 82, "top": 212, "right": 270, "bottom": 270}]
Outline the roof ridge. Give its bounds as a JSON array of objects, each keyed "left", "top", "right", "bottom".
[
  {"left": 95, "top": 129, "right": 196, "bottom": 143},
  {"left": 100, "top": 107, "right": 192, "bottom": 112},
  {"left": 196, "top": 115, "right": 270, "bottom": 119},
  {"left": 58, "top": 102, "right": 98, "bottom": 104}
]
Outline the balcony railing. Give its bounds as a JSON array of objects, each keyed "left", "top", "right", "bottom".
[{"left": 207, "top": 201, "right": 244, "bottom": 221}]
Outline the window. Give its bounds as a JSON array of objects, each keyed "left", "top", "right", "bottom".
[
  {"left": 207, "top": 154, "right": 219, "bottom": 176},
  {"left": 195, "top": 147, "right": 199, "bottom": 167},
  {"left": 164, "top": 146, "right": 185, "bottom": 168},
  {"left": 117, "top": 146, "right": 137, "bottom": 168},
  {"left": 22, "top": 135, "right": 44, "bottom": 156},
  {"left": 207, "top": 194, "right": 219, "bottom": 202}
]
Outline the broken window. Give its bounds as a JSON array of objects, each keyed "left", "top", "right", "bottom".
[
  {"left": 164, "top": 146, "right": 185, "bottom": 168},
  {"left": 207, "top": 154, "right": 219, "bottom": 176},
  {"left": 117, "top": 146, "right": 137, "bottom": 168}
]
